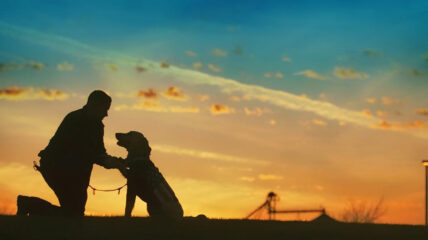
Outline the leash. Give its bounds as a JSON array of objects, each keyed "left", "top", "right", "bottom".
[
  {"left": 88, "top": 183, "right": 127, "bottom": 195},
  {"left": 33, "top": 160, "right": 127, "bottom": 195}
]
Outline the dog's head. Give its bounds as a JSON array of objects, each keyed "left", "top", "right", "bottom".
[{"left": 115, "top": 131, "right": 151, "bottom": 156}]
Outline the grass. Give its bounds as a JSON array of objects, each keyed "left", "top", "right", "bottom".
[{"left": 0, "top": 215, "right": 427, "bottom": 240}]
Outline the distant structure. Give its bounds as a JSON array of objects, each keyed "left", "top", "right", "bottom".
[
  {"left": 245, "top": 191, "right": 326, "bottom": 220},
  {"left": 423, "top": 160, "right": 428, "bottom": 226}
]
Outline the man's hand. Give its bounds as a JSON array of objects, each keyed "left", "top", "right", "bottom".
[{"left": 101, "top": 155, "right": 126, "bottom": 169}]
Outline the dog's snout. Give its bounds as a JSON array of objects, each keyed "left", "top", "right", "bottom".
[{"left": 115, "top": 133, "right": 125, "bottom": 140}]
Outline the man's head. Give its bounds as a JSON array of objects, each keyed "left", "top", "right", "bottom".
[
  {"left": 85, "top": 90, "right": 111, "bottom": 120},
  {"left": 116, "top": 131, "right": 151, "bottom": 157}
]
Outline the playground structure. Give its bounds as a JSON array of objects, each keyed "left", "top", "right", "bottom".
[{"left": 245, "top": 192, "right": 326, "bottom": 220}]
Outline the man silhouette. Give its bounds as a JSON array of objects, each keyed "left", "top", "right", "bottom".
[{"left": 28, "top": 90, "right": 123, "bottom": 216}]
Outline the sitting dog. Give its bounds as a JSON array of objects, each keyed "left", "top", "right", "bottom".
[{"left": 116, "top": 131, "right": 183, "bottom": 220}]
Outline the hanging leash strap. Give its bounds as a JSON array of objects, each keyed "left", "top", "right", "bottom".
[
  {"left": 33, "top": 160, "right": 127, "bottom": 195},
  {"left": 88, "top": 183, "right": 127, "bottom": 195}
]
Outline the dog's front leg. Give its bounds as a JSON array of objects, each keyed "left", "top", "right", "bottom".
[{"left": 125, "top": 181, "right": 136, "bottom": 217}]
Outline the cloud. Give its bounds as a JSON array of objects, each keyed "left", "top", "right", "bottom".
[
  {"left": 136, "top": 66, "right": 147, "bottom": 73},
  {"left": 312, "top": 119, "right": 328, "bottom": 126},
  {"left": 366, "top": 98, "right": 377, "bottom": 104},
  {"left": 296, "top": 70, "right": 327, "bottom": 80},
  {"left": 197, "top": 94, "right": 209, "bottom": 101},
  {"left": 207, "top": 64, "right": 221, "bottom": 72},
  {"left": 264, "top": 72, "right": 283, "bottom": 79},
  {"left": 282, "top": 55, "right": 291, "bottom": 62},
  {"left": 57, "top": 61, "right": 73, "bottom": 71},
  {"left": 376, "top": 120, "right": 428, "bottom": 132},
  {"left": 377, "top": 111, "right": 388, "bottom": 117},
  {"left": 115, "top": 101, "right": 199, "bottom": 113},
  {"left": 381, "top": 97, "right": 400, "bottom": 105},
  {"left": 410, "top": 69, "right": 426, "bottom": 76},
  {"left": 29, "top": 61, "right": 44, "bottom": 70},
  {"left": 0, "top": 86, "right": 68, "bottom": 101},
  {"left": 169, "top": 106, "right": 199, "bottom": 113},
  {"left": 4, "top": 22, "right": 425, "bottom": 139},
  {"left": 417, "top": 109, "right": 428, "bottom": 116},
  {"left": 230, "top": 96, "right": 241, "bottom": 101},
  {"left": 362, "top": 49, "right": 383, "bottom": 58},
  {"left": 162, "top": 86, "right": 189, "bottom": 101},
  {"left": 334, "top": 67, "right": 369, "bottom": 79},
  {"left": 185, "top": 51, "right": 197, "bottom": 57},
  {"left": 132, "top": 100, "right": 167, "bottom": 112},
  {"left": 232, "top": 45, "right": 243, "bottom": 55},
  {"left": 361, "top": 109, "right": 372, "bottom": 116},
  {"left": 105, "top": 64, "right": 118, "bottom": 71},
  {"left": 258, "top": 174, "right": 283, "bottom": 180},
  {"left": 160, "top": 61, "right": 169, "bottom": 68},
  {"left": 152, "top": 144, "right": 267, "bottom": 165},
  {"left": 213, "top": 48, "right": 228, "bottom": 57},
  {"left": 210, "top": 104, "right": 234, "bottom": 115},
  {"left": 137, "top": 89, "right": 157, "bottom": 99},
  {"left": 0, "top": 61, "right": 44, "bottom": 72},
  {"left": 239, "top": 177, "right": 255, "bottom": 182},
  {"left": 193, "top": 62, "right": 203, "bottom": 69},
  {"left": 244, "top": 107, "right": 271, "bottom": 116}
]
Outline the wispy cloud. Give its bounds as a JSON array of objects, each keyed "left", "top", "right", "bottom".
[
  {"left": 312, "top": 119, "right": 328, "bottom": 126},
  {"left": 334, "top": 67, "right": 369, "bottom": 79},
  {"left": 197, "top": 94, "right": 209, "bottom": 101},
  {"left": 3, "top": 22, "right": 425, "bottom": 138},
  {"left": 115, "top": 100, "right": 199, "bottom": 113},
  {"left": 366, "top": 98, "right": 377, "bottom": 104},
  {"left": 410, "top": 69, "right": 426, "bottom": 76},
  {"left": 362, "top": 49, "right": 383, "bottom": 58},
  {"left": 0, "top": 86, "right": 68, "bottom": 101},
  {"left": 213, "top": 48, "right": 228, "bottom": 57},
  {"left": 232, "top": 45, "right": 243, "bottom": 55},
  {"left": 0, "top": 61, "right": 44, "bottom": 72},
  {"left": 136, "top": 65, "right": 147, "bottom": 73},
  {"left": 185, "top": 50, "right": 197, "bottom": 57},
  {"left": 296, "top": 70, "right": 327, "bottom": 80},
  {"left": 258, "top": 174, "right": 283, "bottom": 180},
  {"left": 160, "top": 61, "right": 169, "bottom": 68},
  {"left": 282, "top": 55, "right": 291, "bottom": 62},
  {"left": 207, "top": 64, "right": 221, "bottom": 72},
  {"left": 381, "top": 97, "right": 400, "bottom": 105},
  {"left": 105, "top": 63, "right": 118, "bottom": 71},
  {"left": 244, "top": 107, "right": 271, "bottom": 116},
  {"left": 417, "top": 109, "right": 428, "bottom": 116},
  {"left": 264, "top": 72, "right": 283, "bottom": 79},
  {"left": 152, "top": 144, "right": 267, "bottom": 165},
  {"left": 193, "top": 62, "right": 203, "bottom": 69},
  {"left": 361, "top": 109, "right": 372, "bottom": 116},
  {"left": 57, "top": 61, "right": 73, "bottom": 71},
  {"left": 210, "top": 104, "right": 234, "bottom": 115},
  {"left": 377, "top": 110, "right": 388, "bottom": 117}
]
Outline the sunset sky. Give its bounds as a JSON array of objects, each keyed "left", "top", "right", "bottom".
[{"left": 1, "top": 0, "right": 428, "bottom": 224}]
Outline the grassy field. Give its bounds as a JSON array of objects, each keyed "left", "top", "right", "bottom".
[{"left": 0, "top": 215, "right": 427, "bottom": 240}]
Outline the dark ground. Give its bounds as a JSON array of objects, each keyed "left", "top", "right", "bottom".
[{"left": 0, "top": 215, "right": 427, "bottom": 240}]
